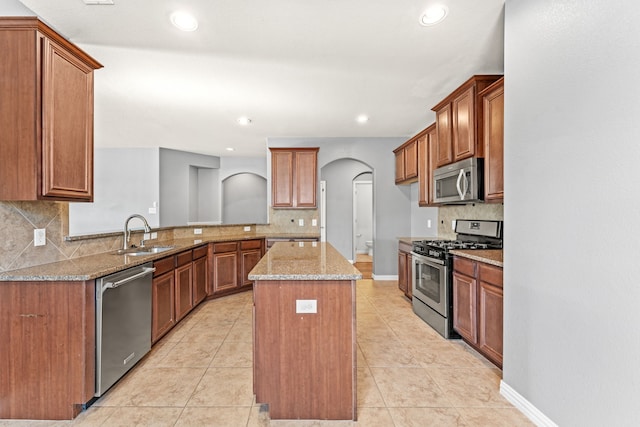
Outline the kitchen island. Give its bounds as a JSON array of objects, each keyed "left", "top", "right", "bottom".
[{"left": 249, "top": 242, "right": 361, "bottom": 421}]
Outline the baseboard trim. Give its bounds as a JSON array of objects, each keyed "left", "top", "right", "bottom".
[
  {"left": 371, "top": 274, "right": 397, "bottom": 281},
  {"left": 500, "top": 380, "right": 558, "bottom": 427}
]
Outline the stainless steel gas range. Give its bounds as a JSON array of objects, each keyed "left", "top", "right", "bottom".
[{"left": 411, "top": 219, "right": 503, "bottom": 338}]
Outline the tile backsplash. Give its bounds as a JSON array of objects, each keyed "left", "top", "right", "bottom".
[
  {"left": 0, "top": 202, "right": 321, "bottom": 273},
  {"left": 437, "top": 203, "right": 504, "bottom": 240}
]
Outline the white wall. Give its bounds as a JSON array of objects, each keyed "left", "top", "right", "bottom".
[{"left": 504, "top": 1, "right": 640, "bottom": 425}]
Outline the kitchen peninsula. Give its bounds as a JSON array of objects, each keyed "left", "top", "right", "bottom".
[{"left": 249, "top": 242, "right": 361, "bottom": 420}]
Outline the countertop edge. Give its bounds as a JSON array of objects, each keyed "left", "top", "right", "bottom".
[{"left": 450, "top": 249, "right": 503, "bottom": 267}]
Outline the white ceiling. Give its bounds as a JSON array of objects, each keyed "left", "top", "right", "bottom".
[{"left": 19, "top": 0, "right": 505, "bottom": 157}]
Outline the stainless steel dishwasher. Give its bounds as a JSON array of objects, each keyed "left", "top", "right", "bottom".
[{"left": 95, "top": 262, "right": 155, "bottom": 397}]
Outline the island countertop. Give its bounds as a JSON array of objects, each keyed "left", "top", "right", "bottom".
[{"left": 248, "top": 241, "right": 362, "bottom": 281}]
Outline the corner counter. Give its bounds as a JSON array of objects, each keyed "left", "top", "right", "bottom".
[{"left": 249, "top": 242, "right": 360, "bottom": 420}]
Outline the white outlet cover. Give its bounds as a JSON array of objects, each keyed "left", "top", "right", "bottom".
[
  {"left": 194, "top": 228, "right": 202, "bottom": 235},
  {"left": 296, "top": 299, "right": 317, "bottom": 314},
  {"left": 298, "top": 219, "right": 304, "bottom": 226},
  {"left": 244, "top": 226, "right": 251, "bottom": 231},
  {"left": 34, "top": 228, "right": 46, "bottom": 246},
  {"left": 312, "top": 219, "right": 317, "bottom": 226}
]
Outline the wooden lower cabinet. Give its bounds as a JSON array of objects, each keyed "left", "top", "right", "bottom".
[
  {"left": 398, "top": 241, "right": 413, "bottom": 299},
  {"left": 152, "top": 245, "right": 208, "bottom": 343},
  {"left": 452, "top": 256, "right": 503, "bottom": 367},
  {"left": 0, "top": 280, "right": 95, "bottom": 420},
  {"left": 174, "top": 252, "right": 194, "bottom": 322},
  {"left": 211, "top": 239, "right": 265, "bottom": 296}
]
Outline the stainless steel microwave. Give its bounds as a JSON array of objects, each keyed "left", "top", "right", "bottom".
[{"left": 433, "top": 157, "right": 484, "bottom": 204}]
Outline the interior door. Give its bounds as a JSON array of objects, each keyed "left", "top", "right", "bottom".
[{"left": 352, "top": 180, "right": 372, "bottom": 261}]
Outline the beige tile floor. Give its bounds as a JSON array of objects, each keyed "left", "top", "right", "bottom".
[{"left": 0, "top": 279, "right": 534, "bottom": 427}]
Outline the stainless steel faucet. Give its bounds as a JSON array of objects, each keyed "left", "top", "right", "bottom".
[{"left": 123, "top": 214, "right": 151, "bottom": 250}]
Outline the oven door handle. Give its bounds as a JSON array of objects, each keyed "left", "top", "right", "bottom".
[{"left": 411, "top": 252, "right": 445, "bottom": 266}]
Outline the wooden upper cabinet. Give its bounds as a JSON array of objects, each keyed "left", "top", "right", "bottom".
[
  {"left": 480, "top": 77, "right": 505, "bottom": 203},
  {"left": 435, "top": 104, "right": 454, "bottom": 167},
  {"left": 270, "top": 148, "right": 319, "bottom": 208},
  {"left": 393, "top": 137, "right": 419, "bottom": 185},
  {"left": 0, "top": 17, "right": 102, "bottom": 202},
  {"left": 418, "top": 123, "right": 436, "bottom": 206},
  {"left": 432, "top": 75, "right": 502, "bottom": 167}
]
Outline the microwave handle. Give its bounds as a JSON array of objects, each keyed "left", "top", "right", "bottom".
[{"left": 456, "top": 169, "right": 465, "bottom": 199}]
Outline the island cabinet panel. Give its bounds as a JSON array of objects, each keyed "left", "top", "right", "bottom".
[
  {"left": 0, "top": 280, "right": 95, "bottom": 420},
  {"left": 253, "top": 280, "right": 356, "bottom": 420}
]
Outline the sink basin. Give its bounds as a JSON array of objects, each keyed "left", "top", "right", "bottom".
[{"left": 115, "top": 245, "right": 175, "bottom": 256}]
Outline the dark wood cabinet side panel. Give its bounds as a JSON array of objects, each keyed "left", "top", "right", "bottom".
[{"left": 0, "top": 281, "right": 94, "bottom": 420}]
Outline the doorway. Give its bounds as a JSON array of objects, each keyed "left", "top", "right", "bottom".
[{"left": 353, "top": 173, "right": 373, "bottom": 279}]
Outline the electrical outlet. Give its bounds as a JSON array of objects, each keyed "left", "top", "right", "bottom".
[
  {"left": 34, "top": 229, "right": 46, "bottom": 246},
  {"left": 151, "top": 232, "right": 158, "bottom": 239},
  {"left": 244, "top": 226, "right": 251, "bottom": 231},
  {"left": 194, "top": 239, "right": 203, "bottom": 244},
  {"left": 143, "top": 233, "right": 151, "bottom": 240},
  {"left": 312, "top": 218, "right": 317, "bottom": 226},
  {"left": 298, "top": 219, "right": 304, "bottom": 226},
  {"left": 451, "top": 220, "right": 456, "bottom": 231},
  {"left": 148, "top": 207, "right": 157, "bottom": 214},
  {"left": 194, "top": 228, "right": 202, "bottom": 235},
  {"left": 296, "top": 299, "right": 317, "bottom": 314}
]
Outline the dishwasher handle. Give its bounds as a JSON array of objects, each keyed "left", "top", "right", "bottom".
[{"left": 103, "top": 266, "right": 156, "bottom": 290}]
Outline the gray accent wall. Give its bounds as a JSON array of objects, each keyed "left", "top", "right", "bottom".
[
  {"left": 69, "top": 147, "right": 160, "bottom": 235},
  {"left": 159, "top": 148, "right": 220, "bottom": 227},
  {"left": 268, "top": 137, "right": 409, "bottom": 276},
  {"left": 222, "top": 173, "right": 268, "bottom": 224},
  {"left": 504, "top": 0, "right": 640, "bottom": 424}
]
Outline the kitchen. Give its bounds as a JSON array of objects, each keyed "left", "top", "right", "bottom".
[{"left": 1, "top": 0, "right": 639, "bottom": 426}]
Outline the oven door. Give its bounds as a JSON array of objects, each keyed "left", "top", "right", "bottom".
[{"left": 411, "top": 253, "right": 448, "bottom": 317}]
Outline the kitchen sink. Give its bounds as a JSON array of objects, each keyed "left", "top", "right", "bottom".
[{"left": 114, "top": 245, "right": 175, "bottom": 256}]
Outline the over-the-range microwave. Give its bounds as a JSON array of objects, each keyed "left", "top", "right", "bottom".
[{"left": 433, "top": 157, "right": 484, "bottom": 204}]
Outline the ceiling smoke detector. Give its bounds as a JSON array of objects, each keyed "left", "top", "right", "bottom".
[
  {"left": 170, "top": 11, "right": 199, "bottom": 32},
  {"left": 419, "top": 5, "right": 449, "bottom": 26}
]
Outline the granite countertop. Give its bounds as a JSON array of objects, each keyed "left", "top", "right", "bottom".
[
  {"left": 398, "top": 236, "right": 437, "bottom": 245},
  {"left": 449, "top": 249, "right": 503, "bottom": 267},
  {"left": 248, "top": 241, "right": 362, "bottom": 281},
  {"left": 0, "top": 234, "right": 270, "bottom": 282}
]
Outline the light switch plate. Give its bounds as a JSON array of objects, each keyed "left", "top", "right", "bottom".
[
  {"left": 194, "top": 228, "right": 202, "bottom": 235},
  {"left": 298, "top": 219, "right": 304, "bottom": 226},
  {"left": 244, "top": 226, "right": 251, "bottom": 231},
  {"left": 296, "top": 299, "right": 317, "bottom": 314},
  {"left": 312, "top": 219, "right": 317, "bottom": 226}
]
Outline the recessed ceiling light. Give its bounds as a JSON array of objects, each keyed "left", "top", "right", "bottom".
[
  {"left": 237, "top": 117, "right": 252, "bottom": 125},
  {"left": 356, "top": 114, "right": 369, "bottom": 124},
  {"left": 226, "top": 147, "right": 235, "bottom": 152},
  {"left": 419, "top": 5, "right": 448, "bottom": 26},
  {"left": 170, "top": 11, "right": 198, "bottom": 32}
]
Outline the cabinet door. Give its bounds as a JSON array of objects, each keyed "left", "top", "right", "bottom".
[
  {"left": 398, "top": 251, "right": 408, "bottom": 294},
  {"left": 271, "top": 150, "right": 294, "bottom": 207},
  {"left": 192, "top": 256, "right": 208, "bottom": 305},
  {"left": 240, "top": 249, "right": 262, "bottom": 287},
  {"left": 479, "top": 281, "right": 503, "bottom": 367},
  {"left": 452, "top": 271, "right": 478, "bottom": 343},
  {"left": 483, "top": 81, "right": 504, "bottom": 202},
  {"left": 418, "top": 125, "right": 436, "bottom": 206},
  {"left": 452, "top": 85, "right": 476, "bottom": 161},
  {"left": 295, "top": 150, "right": 317, "bottom": 207},
  {"left": 394, "top": 149, "right": 405, "bottom": 183},
  {"left": 174, "top": 263, "right": 193, "bottom": 321},
  {"left": 40, "top": 36, "right": 94, "bottom": 201},
  {"left": 152, "top": 271, "right": 175, "bottom": 343},
  {"left": 435, "top": 104, "right": 454, "bottom": 167},
  {"left": 213, "top": 251, "right": 238, "bottom": 294},
  {"left": 404, "top": 139, "right": 419, "bottom": 180}
]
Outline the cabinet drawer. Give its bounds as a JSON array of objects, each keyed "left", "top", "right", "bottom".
[
  {"left": 240, "top": 239, "right": 262, "bottom": 250},
  {"left": 175, "top": 250, "right": 193, "bottom": 267},
  {"left": 453, "top": 256, "right": 476, "bottom": 277},
  {"left": 214, "top": 242, "right": 238, "bottom": 253},
  {"left": 479, "top": 263, "right": 503, "bottom": 287},
  {"left": 193, "top": 245, "right": 208, "bottom": 260},
  {"left": 154, "top": 256, "right": 174, "bottom": 277}
]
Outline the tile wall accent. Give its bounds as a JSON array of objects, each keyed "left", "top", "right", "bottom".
[
  {"left": 437, "top": 203, "right": 504, "bottom": 240},
  {"left": 0, "top": 202, "right": 321, "bottom": 273}
]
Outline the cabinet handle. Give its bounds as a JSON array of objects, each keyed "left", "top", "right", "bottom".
[{"left": 456, "top": 169, "right": 465, "bottom": 199}]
